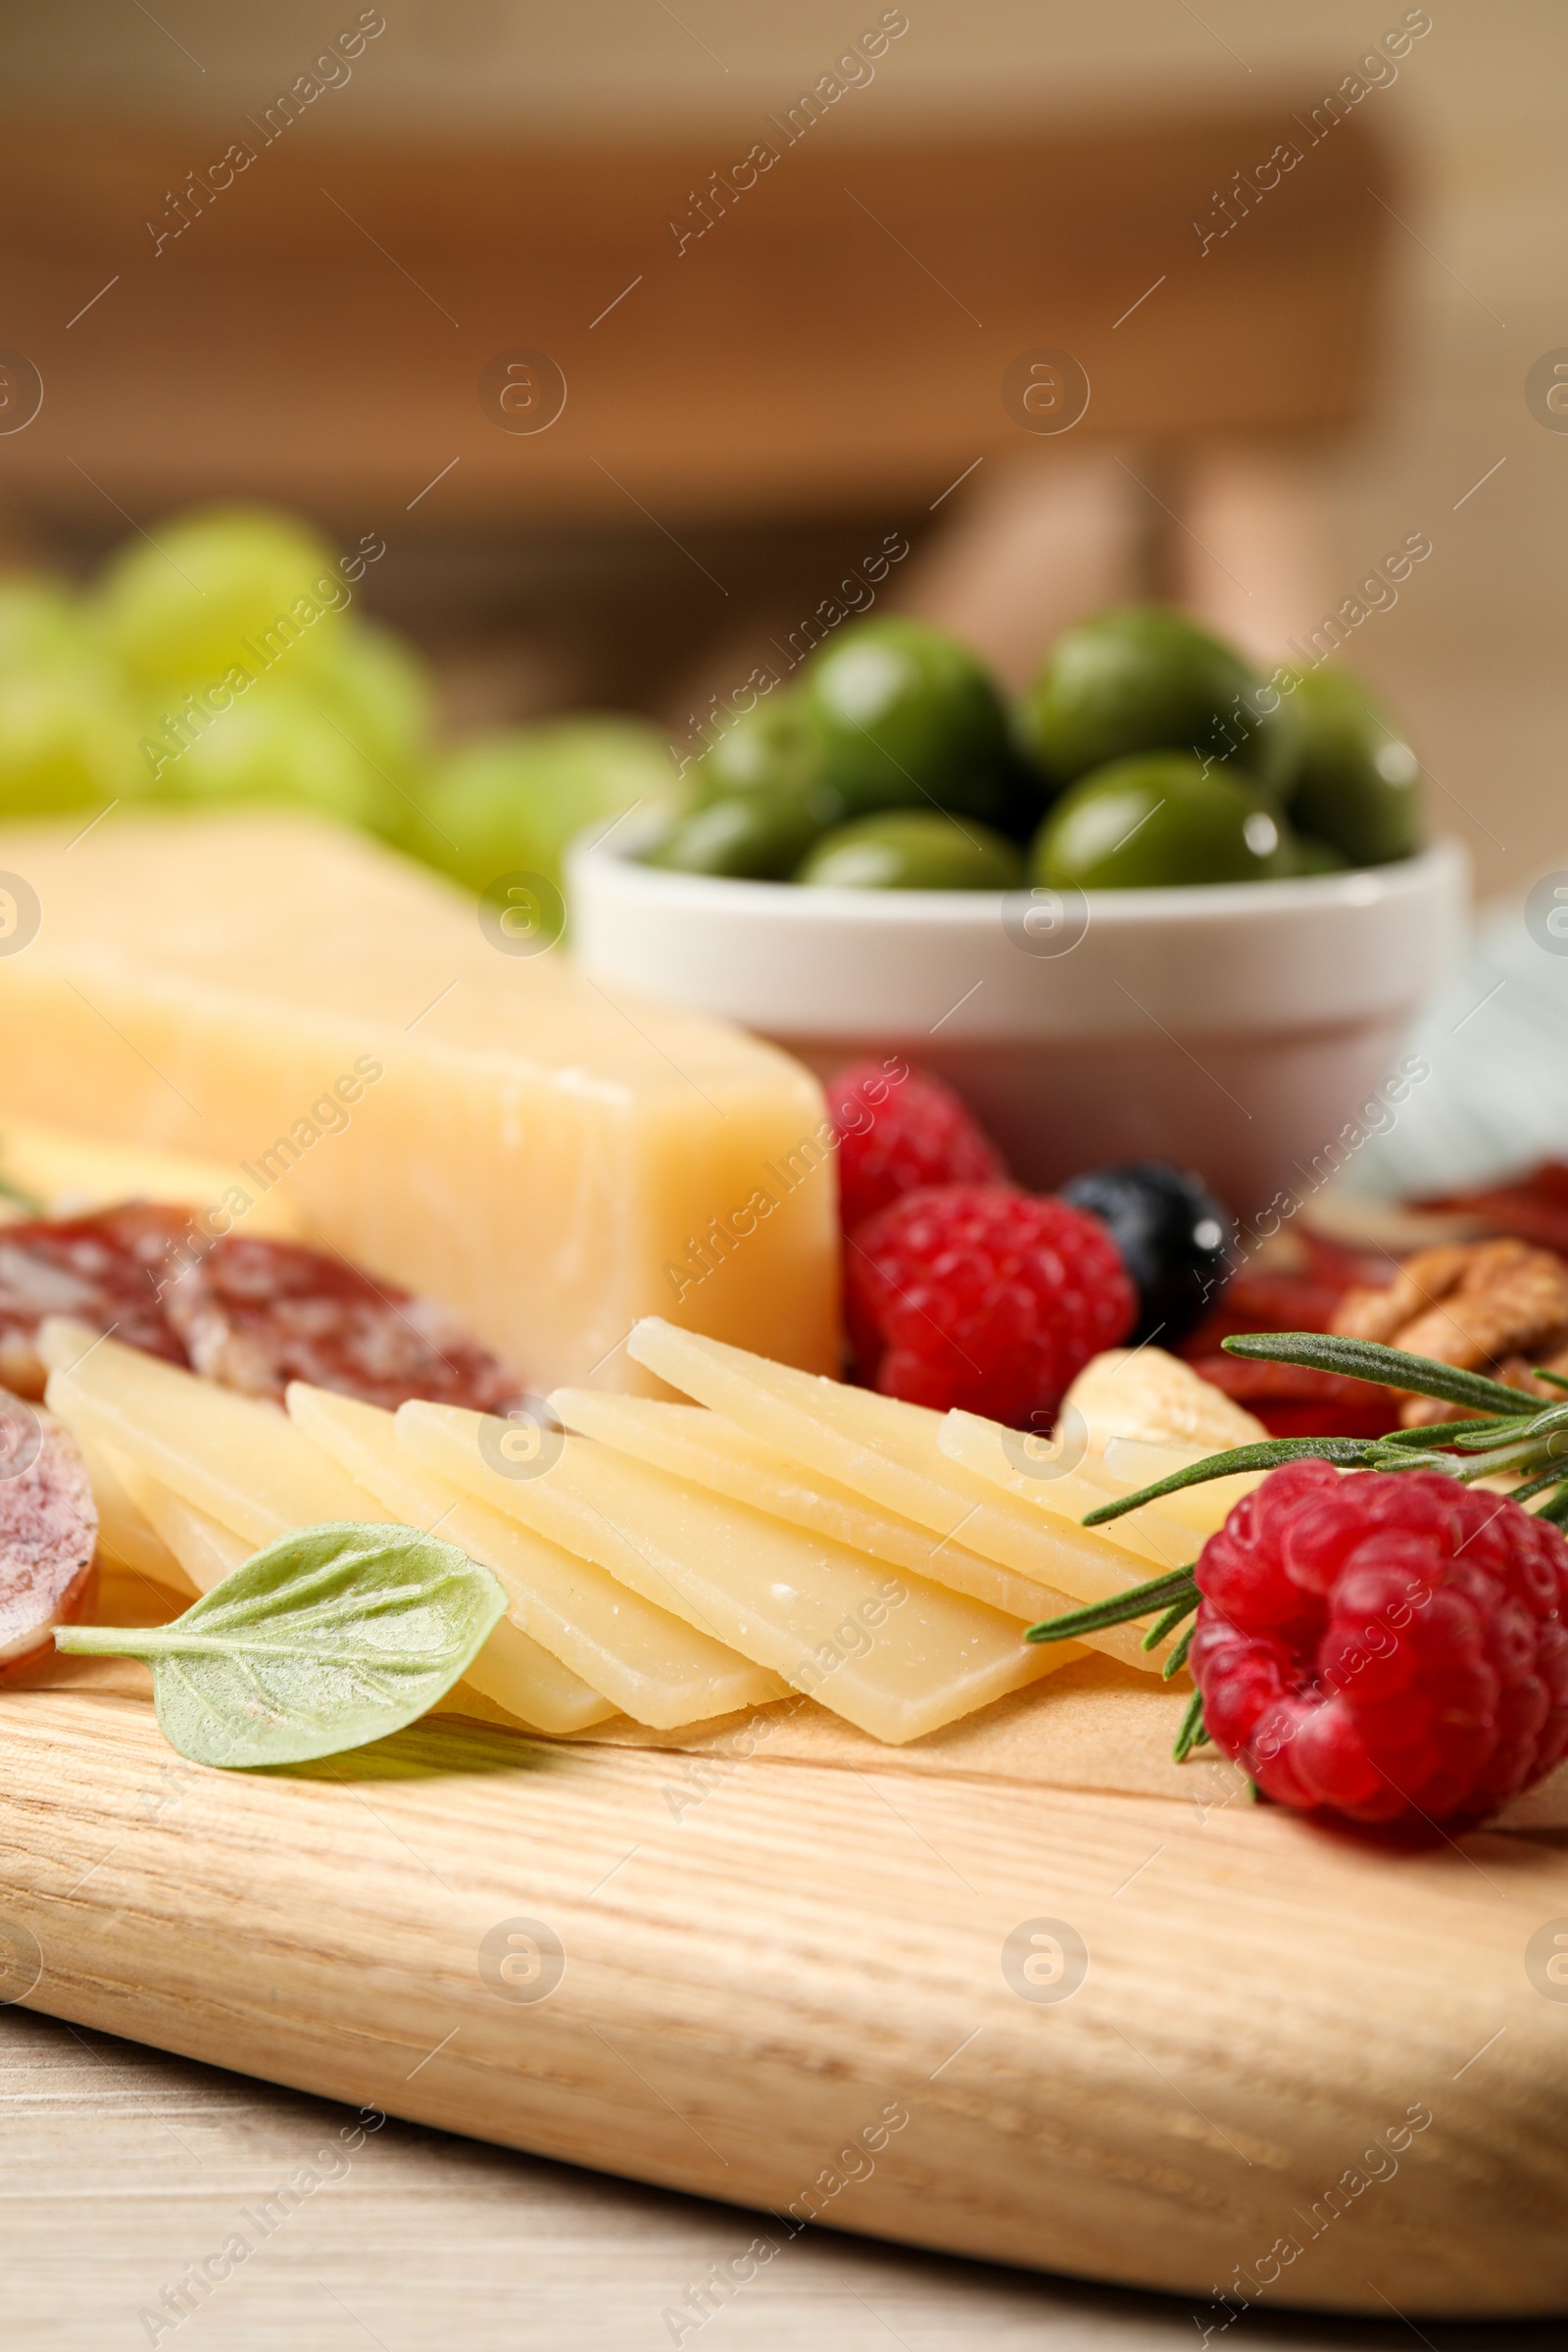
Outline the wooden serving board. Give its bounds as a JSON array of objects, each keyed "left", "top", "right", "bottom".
[{"left": 2, "top": 1671, "right": 1566, "bottom": 2323}]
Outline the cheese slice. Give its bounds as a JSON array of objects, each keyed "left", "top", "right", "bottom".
[
  {"left": 625, "top": 1319, "right": 1184, "bottom": 1672},
  {"left": 43, "top": 1324, "right": 380, "bottom": 1547},
  {"left": 550, "top": 1383, "right": 1087, "bottom": 1593},
  {"left": 53, "top": 1343, "right": 614, "bottom": 1738},
  {"left": 939, "top": 1412, "right": 1255, "bottom": 1551},
  {"left": 1101, "top": 1436, "right": 1266, "bottom": 1536},
  {"left": 118, "top": 1458, "right": 613, "bottom": 1738},
  {"left": 0, "top": 809, "right": 837, "bottom": 1391},
  {"left": 286, "top": 1382, "right": 780, "bottom": 1730},
  {"left": 110, "top": 1459, "right": 254, "bottom": 1590},
  {"left": 75, "top": 1427, "right": 192, "bottom": 1592},
  {"left": 398, "top": 1402, "right": 1071, "bottom": 1745}
]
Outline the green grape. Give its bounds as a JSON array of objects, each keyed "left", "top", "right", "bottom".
[
  {"left": 308, "top": 618, "right": 435, "bottom": 777},
  {"left": 150, "top": 687, "right": 398, "bottom": 833},
  {"left": 97, "top": 506, "right": 352, "bottom": 691},
  {"left": 419, "top": 716, "right": 686, "bottom": 894},
  {"left": 0, "top": 577, "right": 106, "bottom": 675},
  {"left": 0, "top": 670, "right": 144, "bottom": 818}
]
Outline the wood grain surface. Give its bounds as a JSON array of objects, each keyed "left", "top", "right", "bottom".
[
  {"left": 10, "top": 2008, "right": 1560, "bottom": 2352},
  {"left": 1, "top": 1678, "right": 1564, "bottom": 2322}
]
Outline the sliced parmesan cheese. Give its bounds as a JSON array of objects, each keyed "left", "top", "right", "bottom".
[
  {"left": 112, "top": 1460, "right": 252, "bottom": 1591},
  {"left": 287, "top": 1383, "right": 779, "bottom": 1731},
  {"left": 82, "top": 1376, "right": 614, "bottom": 1738},
  {"left": 939, "top": 1412, "right": 1258, "bottom": 1551},
  {"left": 624, "top": 1319, "right": 1186, "bottom": 1671},
  {"left": 456, "top": 1617, "right": 619, "bottom": 1737},
  {"left": 399, "top": 1401, "right": 1071, "bottom": 1745},
  {"left": 42, "top": 1324, "right": 378, "bottom": 1546},
  {"left": 1100, "top": 1436, "right": 1266, "bottom": 1537},
  {"left": 550, "top": 1384, "right": 1059, "bottom": 1592},
  {"left": 75, "top": 1426, "right": 192, "bottom": 1592},
  {"left": 0, "top": 809, "right": 837, "bottom": 1392}
]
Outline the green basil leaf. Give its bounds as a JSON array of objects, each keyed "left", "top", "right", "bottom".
[{"left": 55, "top": 1520, "right": 507, "bottom": 1769}]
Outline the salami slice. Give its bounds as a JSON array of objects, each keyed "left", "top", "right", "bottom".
[
  {"left": 163, "top": 1234, "right": 521, "bottom": 1412},
  {"left": 0, "top": 1395, "right": 98, "bottom": 1666},
  {"left": 0, "top": 1204, "right": 192, "bottom": 1396},
  {"left": 0, "top": 1204, "right": 522, "bottom": 1415}
]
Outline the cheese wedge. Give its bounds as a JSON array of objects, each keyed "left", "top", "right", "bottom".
[
  {"left": 286, "top": 1383, "right": 780, "bottom": 1731},
  {"left": 398, "top": 1402, "right": 1072, "bottom": 1745},
  {"left": 625, "top": 1319, "right": 1185, "bottom": 1672},
  {"left": 0, "top": 809, "right": 837, "bottom": 1391},
  {"left": 0, "top": 1112, "right": 301, "bottom": 1236}
]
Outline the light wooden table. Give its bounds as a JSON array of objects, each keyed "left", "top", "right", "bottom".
[{"left": 2, "top": 2006, "right": 1554, "bottom": 2352}]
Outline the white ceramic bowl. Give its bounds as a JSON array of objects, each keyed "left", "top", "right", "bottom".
[{"left": 566, "top": 834, "right": 1469, "bottom": 1222}]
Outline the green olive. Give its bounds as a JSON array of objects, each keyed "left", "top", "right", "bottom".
[
  {"left": 797, "top": 809, "right": 1024, "bottom": 891},
  {"left": 1028, "top": 754, "right": 1285, "bottom": 889},
  {"left": 1281, "top": 666, "right": 1423, "bottom": 866},
  {"left": 696, "top": 697, "right": 836, "bottom": 806},
  {"left": 802, "top": 617, "right": 1018, "bottom": 821},
  {"left": 1023, "top": 607, "right": 1298, "bottom": 797},
  {"left": 647, "top": 786, "right": 832, "bottom": 879},
  {"left": 1276, "top": 829, "right": 1350, "bottom": 877}
]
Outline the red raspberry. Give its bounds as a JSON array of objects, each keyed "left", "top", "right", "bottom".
[
  {"left": 1189, "top": 1463, "right": 1568, "bottom": 1828},
  {"left": 844, "top": 1183, "right": 1136, "bottom": 1425},
  {"left": 828, "top": 1060, "right": 1005, "bottom": 1236}
]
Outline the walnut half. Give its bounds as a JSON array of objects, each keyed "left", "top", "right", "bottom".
[{"left": 1332, "top": 1239, "right": 1568, "bottom": 1426}]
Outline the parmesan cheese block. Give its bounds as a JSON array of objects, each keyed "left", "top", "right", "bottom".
[
  {"left": 399, "top": 1402, "right": 1072, "bottom": 1745},
  {"left": 287, "top": 1383, "right": 781, "bottom": 1730},
  {"left": 0, "top": 809, "right": 838, "bottom": 1391},
  {"left": 625, "top": 1319, "right": 1184, "bottom": 1672}
]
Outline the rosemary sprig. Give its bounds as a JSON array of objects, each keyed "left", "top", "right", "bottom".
[{"left": 1023, "top": 1326, "right": 1568, "bottom": 1769}]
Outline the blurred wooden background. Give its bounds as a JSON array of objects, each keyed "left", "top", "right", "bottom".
[{"left": 0, "top": 114, "right": 1389, "bottom": 520}]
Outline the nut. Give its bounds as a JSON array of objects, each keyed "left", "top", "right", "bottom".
[
  {"left": 1062, "top": 1347, "right": 1266, "bottom": 1453},
  {"left": 1333, "top": 1239, "right": 1568, "bottom": 1426}
]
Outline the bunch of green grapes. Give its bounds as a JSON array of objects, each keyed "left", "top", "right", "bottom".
[
  {"left": 0, "top": 509, "right": 687, "bottom": 896},
  {"left": 0, "top": 508, "right": 437, "bottom": 837}
]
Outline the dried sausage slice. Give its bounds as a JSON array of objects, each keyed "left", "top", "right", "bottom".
[
  {"left": 164, "top": 1235, "right": 520, "bottom": 1412},
  {"left": 0, "top": 1205, "right": 191, "bottom": 1397},
  {"left": 0, "top": 1396, "right": 98, "bottom": 1665},
  {"left": 0, "top": 1206, "right": 521, "bottom": 1413}
]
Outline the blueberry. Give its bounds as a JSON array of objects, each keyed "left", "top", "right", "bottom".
[{"left": 1056, "top": 1160, "right": 1234, "bottom": 1347}]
